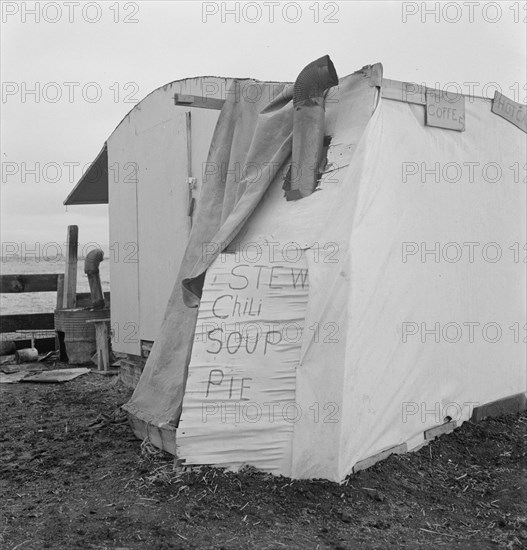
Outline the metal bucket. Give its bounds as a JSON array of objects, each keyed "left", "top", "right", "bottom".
[{"left": 54, "top": 308, "right": 110, "bottom": 364}]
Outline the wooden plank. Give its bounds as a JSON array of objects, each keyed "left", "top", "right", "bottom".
[
  {"left": 424, "top": 421, "right": 457, "bottom": 440},
  {"left": 425, "top": 89, "right": 465, "bottom": 132},
  {"left": 470, "top": 393, "right": 527, "bottom": 422},
  {"left": 94, "top": 322, "right": 110, "bottom": 371},
  {"left": 492, "top": 92, "right": 527, "bottom": 133},
  {"left": 186, "top": 111, "right": 192, "bottom": 177},
  {"left": 127, "top": 414, "right": 177, "bottom": 454},
  {"left": 21, "top": 367, "right": 90, "bottom": 383},
  {"left": 0, "top": 313, "right": 55, "bottom": 333},
  {"left": 382, "top": 78, "right": 426, "bottom": 105},
  {"left": 56, "top": 274, "right": 64, "bottom": 310},
  {"left": 63, "top": 225, "right": 78, "bottom": 309},
  {"left": 85, "top": 319, "right": 111, "bottom": 372},
  {"left": 119, "top": 363, "right": 140, "bottom": 389},
  {"left": 174, "top": 93, "right": 225, "bottom": 111},
  {"left": 0, "top": 274, "right": 59, "bottom": 293},
  {"left": 186, "top": 111, "right": 195, "bottom": 229},
  {"left": 141, "top": 340, "right": 154, "bottom": 358}
]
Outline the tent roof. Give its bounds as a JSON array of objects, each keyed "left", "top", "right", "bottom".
[
  {"left": 62, "top": 75, "right": 246, "bottom": 206},
  {"left": 62, "top": 69, "right": 521, "bottom": 208},
  {"left": 63, "top": 144, "right": 108, "bottom": 205}
]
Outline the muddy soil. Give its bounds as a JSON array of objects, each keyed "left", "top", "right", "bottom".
[{"left": 1, "top": 373, "right": 525, "bottom": 549}]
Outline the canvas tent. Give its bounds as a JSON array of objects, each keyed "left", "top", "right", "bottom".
[{"left": 68, "top": 57, "right": 526, "bottom": 482}]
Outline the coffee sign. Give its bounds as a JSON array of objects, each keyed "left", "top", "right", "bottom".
[{"left": 425, "top": 89, "right": 466, "bottom": 132}]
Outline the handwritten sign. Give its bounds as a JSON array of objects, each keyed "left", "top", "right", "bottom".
[
  {"left": 176, "top": 251, "right": 309, "bottom": 474},
  {"left": 492, "top": 92, "right": 527, "bottom": 134},
  {"left": 425, "top": 89, "right": 465, "bottom": 132}
]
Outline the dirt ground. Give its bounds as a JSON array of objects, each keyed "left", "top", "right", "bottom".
[{"left": 0, "top": 371, "right": 525, "bottom": 550}]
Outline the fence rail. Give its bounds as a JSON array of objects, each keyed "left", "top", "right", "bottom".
[
  {"left": 0, "top": 273, "right": 59, "bottom": 293},
  {"left": 0, "top": 313, "right": 55, "bottom": 333},
  {"left": 0, "top": 228, "right": 111, "bottom": 358},
  {"left": 0, "top": 273, "right": 110, "bottom": 338}
]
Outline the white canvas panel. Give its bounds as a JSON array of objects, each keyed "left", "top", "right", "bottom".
[{"left": 177, "top": 251, "right": 309, "bottom": 474}]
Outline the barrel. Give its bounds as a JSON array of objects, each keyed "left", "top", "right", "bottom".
[{"left": 54, "top": 308, "right": 110, "bottom": 364}]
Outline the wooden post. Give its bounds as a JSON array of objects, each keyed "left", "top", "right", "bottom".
[
  {"left": 95, "top": 322, "right": 110, "bottom": 371},
  {"left": 63, "top": 226, "right": 78, "bottom": 309},
  {"left": 86, "top": 318, "right": 111, "bottom": 372},
  {"left": 56, "top": 274, "right": 64, "bottom": 310},
  {"left": 55, "top": 274, "right": 64, "bottom": 352}
]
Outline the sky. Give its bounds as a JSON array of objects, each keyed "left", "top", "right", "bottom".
[{"left": 1, "top": 0, "right": 526, "bottom": 256}]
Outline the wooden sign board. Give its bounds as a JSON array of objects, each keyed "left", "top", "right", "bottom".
[
  {"left": 174, "top": 94, "right": 225, "bottom": 111},
  {"left": 425, "top": 90, "right": 465, "bottom": 132},
  {"left": 491, "top": 92, "right": 527, "bottom": 134},
  {"left": 381, "top": 79, "right": 426, "bottom": 105},
  {"left": 177, "top": 251, "right": 309, "bottom": 474}
]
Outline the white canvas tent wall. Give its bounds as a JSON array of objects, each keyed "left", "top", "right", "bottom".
[
  {"left": 65, "top": 77, "right": 235, "bottom": 356},
  {"left": 176, "top": 90, "right": 526, "bottom": 481},
  {"left": 68, "top": 62, "right": 526, "bottom": 482}
]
